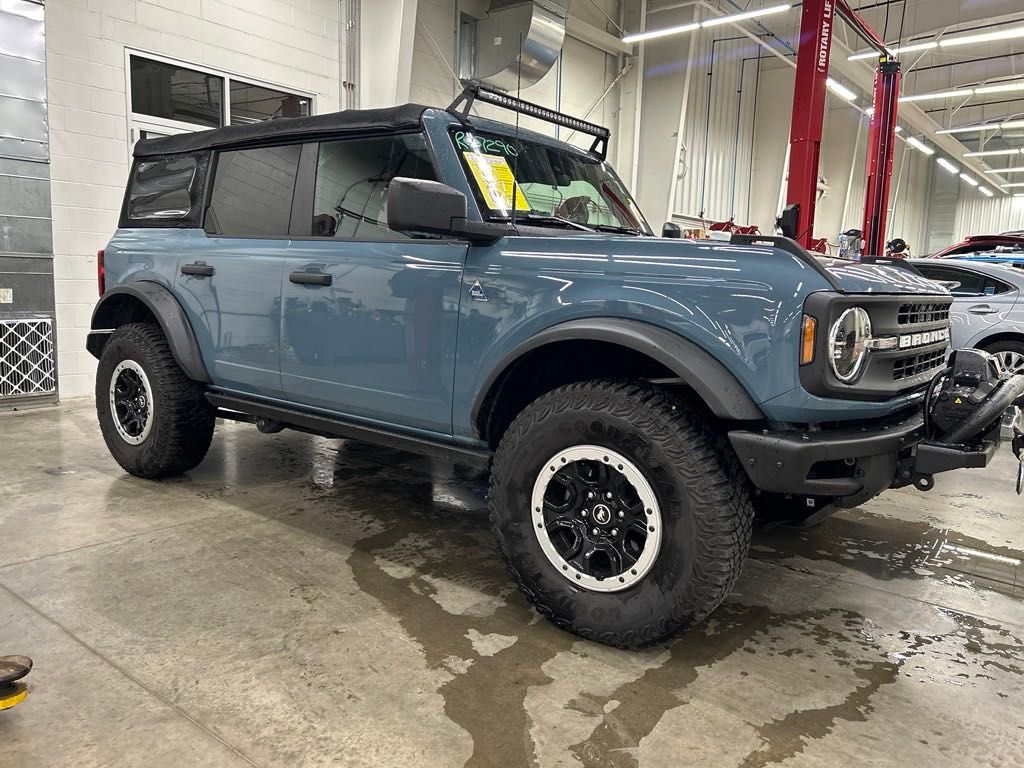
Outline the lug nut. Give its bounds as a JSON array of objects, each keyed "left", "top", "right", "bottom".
[
  {"left": 587, "top": 491, "right": 595, "bottom": 499},
  {"left": 605, "top": 492, "right": 613, "bottom": 499},
  {"left": 591, "top": 528, "right": 599, "bottom": 536},
  {"left": 611, "top": 528, "right": 619, "bottom": 536},
  {"left": 581, "top": 510, "right": 588, "bottom": 517},
  {"left": 618, "top": 510, "right": 624, "bottom": 518}
]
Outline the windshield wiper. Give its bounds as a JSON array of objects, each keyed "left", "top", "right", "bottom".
[
  {"left": 590, "top": 223, "right": 644, "bottom": 236},
  {"left": 519, "top": 213, "right": 595, "bottom": 232}
]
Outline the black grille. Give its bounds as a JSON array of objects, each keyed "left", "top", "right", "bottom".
[
  {"left": 893, "top": 348, "right": 948, "bottom": 381},
  {"left": 898, "top": 302, "right": 951, "bottom": 325}
]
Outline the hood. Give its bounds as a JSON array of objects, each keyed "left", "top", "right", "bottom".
[{"left": 817, "top": 258, "right": 950, "bottom": 296}]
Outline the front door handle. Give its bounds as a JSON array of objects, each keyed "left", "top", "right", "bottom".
[
  {"left": 967, "top": 304, "right": 999, "bottom": 315},
  {"left": 181, "top": 262, "right": 215, "bottom": 277},
  {"left": 289, "top": 271, "right": 332, "bottom": 287}
]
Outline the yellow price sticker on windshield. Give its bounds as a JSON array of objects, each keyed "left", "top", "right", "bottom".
[{"left": 463, "top": 153, "right": 531, "bottom": 213}]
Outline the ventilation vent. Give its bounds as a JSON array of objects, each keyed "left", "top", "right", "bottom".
[{"left": 0, "top": 318, "right": 56, "bottom": 399}]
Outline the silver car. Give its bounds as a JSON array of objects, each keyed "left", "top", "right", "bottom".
[{"left": 909, "top": 258, "right": 1024, "bottom": 374}]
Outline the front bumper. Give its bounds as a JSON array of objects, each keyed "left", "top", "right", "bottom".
[{"left": 728, "top": 410, "right": 999, "bottom": 506}]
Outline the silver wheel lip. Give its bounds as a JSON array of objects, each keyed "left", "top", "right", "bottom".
[
  {"left": 996, "top": 350, "right": 1024, "bottom": 375},
  {"left": 530, "top": 445, "right": 662, "bottom": 593},
  {"left": 109, "top": 359, "right": 154, "bottom": 445}
]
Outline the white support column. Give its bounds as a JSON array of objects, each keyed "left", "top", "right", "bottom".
[{"left": 359, "top": 0, "right": 419, "bottom": 109}]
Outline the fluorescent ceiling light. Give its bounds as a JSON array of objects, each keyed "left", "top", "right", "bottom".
[
  {"left": 622, "top": 22, "right": 699, "bottom": 43},
  {"left": 906, "top": 136, "right": 934, "bottom": 155},
  {"left": 848, "top": 41, "right": 938, "bottom": 61},
  {"left": 1002, "top": 183, "right": 1024, "bottom": 188},
  {"left": 964, "top": 148, "right": 1023, "bottom": 158},
  {"left": 937, "top": 158, "right": 959, "bottom": 174},
  {"left": 895, "top": 126, "right": 903, "bottom": 133},
  {"left": 939, "top": 25, "right": 1024, "bottom": 48},
  {"left": 701, "top": 3, "right": 791, "bottom": 28},
  {"left": 826, "top": 78, "right": 857, "bottom": 102},
  {"left": 900, "top": 89, "right": 973, "bottom": 103},
  {"left": 980, "top": 187, "right": 994, "bottom": 197},
  {"left": 960, "top": 173, "right": 979, "bottom": 186},
  {"left": 623, "top": 3, "right": 791, "bottom": 42},
  {"left": 975, "top": 81, "right": 1024, "bottom": 95},
  {"left": 984, "top": 166, "right": 1024, "bottom": 174}
]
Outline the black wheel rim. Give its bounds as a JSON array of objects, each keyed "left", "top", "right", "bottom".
[{"left": 109, "top": 360, "right": 153, "bottom": 445}]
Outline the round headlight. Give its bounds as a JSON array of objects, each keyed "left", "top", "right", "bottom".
[{"left": 829, "top": 307, "right": 872, "bottom": 383}]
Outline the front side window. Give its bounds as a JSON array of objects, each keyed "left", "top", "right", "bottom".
[
  {"left": 207, "top": 145, "right": 301, "bottom": 237},
  {"left": 311, "top": 133, "right": 437, "bottom": 240},
  {"left": 450, "top": 129, "right": 652, "bottom": 235}
]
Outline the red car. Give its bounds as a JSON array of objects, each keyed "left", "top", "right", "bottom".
[{"left": 928, "top": 233, "right": 1024, "bottom": 258}]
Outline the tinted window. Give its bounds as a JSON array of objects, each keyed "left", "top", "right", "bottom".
[
  {"left": 130, "top": 56, "right": 223, "bottom": 128},
  {"left": 311, "top": 133, "right": 436, "bottom": 239},
  {"left": 126, "top": 156, "right": 198, "bottom": 220},
  {"left": 915, "top": 265, "right": 1013, "bottom": 296},
  {"left": 230, "top": 81, "right": 310, "bottom": 123},
  {"left": 208, "top": 145, "right": 301, "bottom": 236}
]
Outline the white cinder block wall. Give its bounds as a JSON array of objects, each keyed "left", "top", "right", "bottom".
[{"left": 46, "top": 0, "right": 341, "bottom": 398}]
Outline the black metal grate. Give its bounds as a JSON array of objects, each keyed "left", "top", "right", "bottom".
[
  {"left": 898, "top": 302, "right": 951, "bottom": 325},
  {"left": 0, "top": 319, "right": 56, "bottom": 399},
  {"left": 893, "top": 348, "right": 948, "bottom": 381}
]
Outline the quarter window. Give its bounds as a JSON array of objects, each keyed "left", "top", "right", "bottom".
[
  {"left": 915, "top": 265, "right": 1013, "bottom": 296},
  {"left": 207, "top": 146, "right": 301, "bottom": 237},
  {"left": 125, "top": 155, "right": 199, "bottom": 221},
  {"left": 311, "top": 133, "right": 437, "bottom": 240}
]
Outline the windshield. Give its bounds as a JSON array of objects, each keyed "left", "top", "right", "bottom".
[{"left": 450, "top": 129, "right": 652, "bottom": 235}]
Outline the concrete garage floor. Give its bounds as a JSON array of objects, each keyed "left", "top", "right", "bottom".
[{"left": 0, "top": 400, "right": 1022, "bottom": 768}]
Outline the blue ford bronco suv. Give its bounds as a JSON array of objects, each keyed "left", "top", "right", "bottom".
[{"left": 88, "top": 84, "right": 1024, "bottom": 647}]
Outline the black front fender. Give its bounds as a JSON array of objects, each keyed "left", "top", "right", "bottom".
[{"left": 87, "top": 282, "right": 211, "bottom": 383}]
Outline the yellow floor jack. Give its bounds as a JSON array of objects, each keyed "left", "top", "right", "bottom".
[{"left": 0, "top": 656, "right": 32, "bottom": 711}]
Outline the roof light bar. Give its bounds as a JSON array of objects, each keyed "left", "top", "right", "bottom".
[
  {"left": 964, "top": 148, "right": 1024, "bottom": 158},
  {"left": 960, "top": 173, "right": 979, "bottom": 186},
  {"left": 447, "top": 82, "right": 611, "bottom": 159},
  {"left": 826, "top": 78, "right": 857, "bottom": 103},
  {"left": 906, "top": 136, "right": 934, "bottom": 155},
  {"left": 622, "top": 3, "right": 791, "bottom": 43},
  {"left": 980, "top": 187, "right": 994, "bottom": 197},
  {"left": 937, "top": 158, "right": 959, "bottom": 174}
]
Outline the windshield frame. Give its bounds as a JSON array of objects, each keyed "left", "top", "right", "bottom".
[{"left": 447, "top": 125, "right": 653, "bottom": 236}]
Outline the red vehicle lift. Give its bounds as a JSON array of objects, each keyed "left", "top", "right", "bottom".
[{"left": 784, "top": 0, "right": 899, "bottom": 257}]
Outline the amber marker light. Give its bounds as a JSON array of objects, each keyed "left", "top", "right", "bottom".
[{"left": 800, "top": 315, "right": 817, "bottom": 365}]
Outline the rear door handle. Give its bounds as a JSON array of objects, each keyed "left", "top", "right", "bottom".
[
  {"left": 181, "top": 262, "right": 215, "bottom": 277},
  {"left": 967, "top": 304, "right": 999, "bottom": 315},
  {"left": 289, "top": 271, "right": 332, "bottom": 287}
]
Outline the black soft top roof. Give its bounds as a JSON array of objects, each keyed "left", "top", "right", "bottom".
[{"left": 133, "top": 103, "right": 430, "bottom": 158}]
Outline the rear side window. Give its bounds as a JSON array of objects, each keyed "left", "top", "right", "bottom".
[
  {"left": 916, "top": 265, "right": 1014, "bottom": 296},
  {"left": 124, "top": 155, "right": 202, "bottom": 225},
  {"left": 207, "top": 145, "right": 301, "bottom": 236}
]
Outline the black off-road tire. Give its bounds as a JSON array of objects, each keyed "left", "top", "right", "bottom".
[
  {"left": 96, "top": 323, "right": 215, "bottom": 479},
  {"left": 489, "top": 380, "right": 754, "bottom": 648}
]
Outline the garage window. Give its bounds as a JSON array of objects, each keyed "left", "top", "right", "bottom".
[{"left": 207, "top": 145, "right": 302, "bottom": 237}]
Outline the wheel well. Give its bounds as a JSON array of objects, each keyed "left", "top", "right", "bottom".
[
  {"left": 975, "top": 332, "right": 1024, "bottom": 351},
  {"left": 92, "top": 294, "right": 158, "bottom": 329},
  {"left": 477, "top": 340, "right": 707, "bottom": 448}
]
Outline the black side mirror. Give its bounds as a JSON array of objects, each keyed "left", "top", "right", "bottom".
[
  {"left": 776, "top": 204, "right": 799, "bottom": 239},
  {"left": 387, "top": 177, "right": 469, "bottom": 236},
  {"left": 662, "top": 221, "right": 683, "bottom": 239}
]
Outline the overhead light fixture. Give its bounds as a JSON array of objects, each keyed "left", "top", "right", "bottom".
[
  {"left": 826, "top": 78, "right": 857, "bottom": 102},
  {"left": 848, "top": 41, "right": 937, "bottom": 61},
  {"left": 984, "top": 166, "right": 1024, "bottom": 174},
  {"left": 895, "top": 126, "right": 903, "bottom": 133},
  {"left": 899, "top": 89, "right": 973, "bottom": 103},
  {"left": 622, "top": 22, "right": 700, "bottom": 43},
  {"left": 623, "top": 3, "right": 791, "bottom": 43},
  {"left": 964, "top": 148, "right": 1024, "bottom": 158},
  {"left": 938, "top": 119, "right": 1024, "bottom": 135},
  {"left": 975, "top": 81, "right": 1024, "bottom": 95},
  {"left": 937, "top": 158, "right": 959, "bottom": 174},
  {"left": 701, "top": 3, "right": 791, "bottom": 28},
  {"left": 1002, "top": 183, "right": 1024, "bottom": 188},
  {"left": 980, "top": 187, "right": 994, "bottom": 197},
  {"left": 938, "top": 25, "right": 1024, "bottom": 48},
  {"left": 906, "top": 136, "right": 934, "bottom": 155},
  {"left": 960, "top": 173, "right": 979, "bottom": 186}
]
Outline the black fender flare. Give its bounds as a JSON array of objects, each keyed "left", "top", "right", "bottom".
[
  {"left": 87, "top": 282, "right": 211, "bottom": 383},
  {"left": 472, "top": 318, "right": 764, "bottom": 425}
]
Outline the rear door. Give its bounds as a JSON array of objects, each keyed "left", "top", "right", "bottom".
[
  {"left": 174, "top": 144, "right": 300, "bottom": 398},
  {"left": 280, "top": 133, "right": 467, "bottom": 434},
  {"left": 913, "top": 263, "right": 1018, "bottom": 346}
]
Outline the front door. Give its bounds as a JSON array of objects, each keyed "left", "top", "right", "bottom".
[
  {"left": 174, "top": 144, "right": 301, "bottom": 399},
  {"left": 280, "top": 133, "right": 467, "bottom": 434}
]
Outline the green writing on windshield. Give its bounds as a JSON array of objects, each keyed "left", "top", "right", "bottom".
[{"left": 454, "top": 131, "right": 519, "bottom": 158}]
